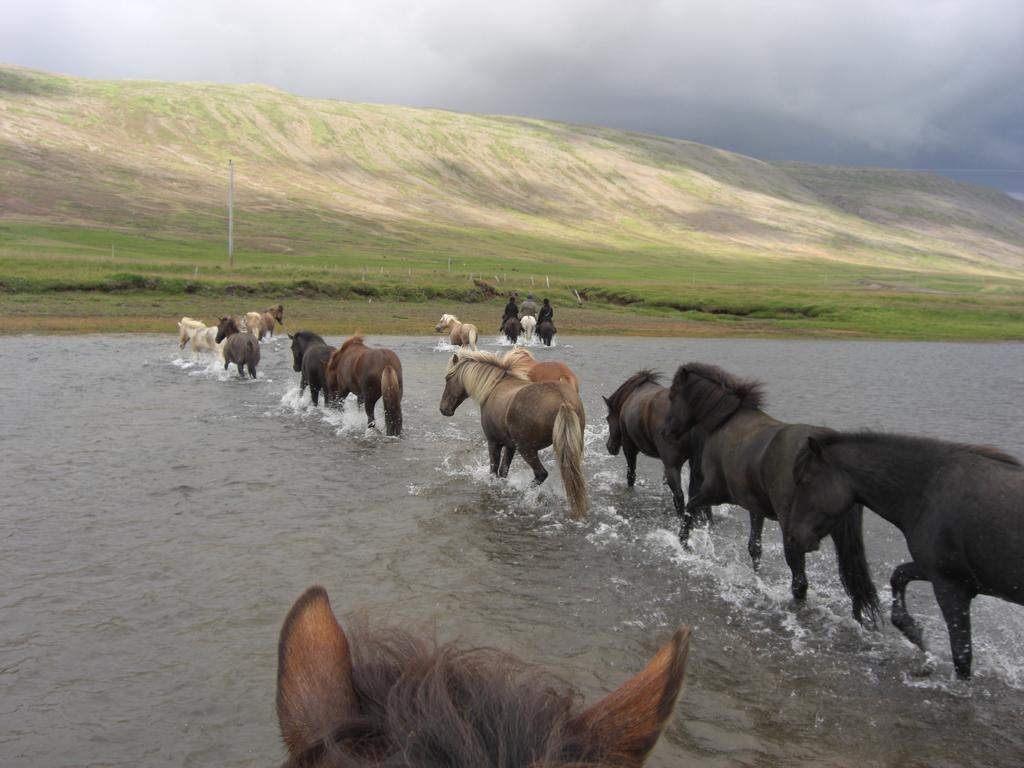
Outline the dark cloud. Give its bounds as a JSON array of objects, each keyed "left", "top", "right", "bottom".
[{"left": 3, "top": 0, "right": 1022, "bottom": 193}]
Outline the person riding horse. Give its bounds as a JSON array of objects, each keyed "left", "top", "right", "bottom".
[
  {"left": 520, "top": 293, "right": 538, "bottom": 318},
  {"left": 500, "top": 293, "right": 519, "bottom": 332},
  {"left": 537, "top": 298, "right": 553, "bottom": 324}
]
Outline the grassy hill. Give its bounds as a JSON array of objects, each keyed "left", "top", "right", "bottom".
[{"left": 1, "top": 64, "right": 1022, "bottom": 338}]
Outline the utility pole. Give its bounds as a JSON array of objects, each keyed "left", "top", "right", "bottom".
[{"left": 228, "top": 159, "right": 234, "bottom": 267}]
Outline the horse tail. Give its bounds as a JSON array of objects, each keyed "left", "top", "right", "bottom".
[
  {"left": 552, "top": 403, "right": 589, "bottom": 521},
  {"left": 830, "top": 503, "right": 881, "bottom": 626},
  {"left": 381, "top": 365, "right": 402, "bottom": 437},
  {"left": 467, "top": 324, "right": 478, "bottom": 350}
]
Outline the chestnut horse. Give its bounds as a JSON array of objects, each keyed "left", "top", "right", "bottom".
[
  {"left": 434, "top": 313, "right": 478, "bottom": 349},
  {"left": 215, "top": 316, "right": 260, "bottom": 378},
  {"left": 276, "top": 586, "right": 690, "bottom": 768},
  {"left": 503, "top": 346, "right": 580, "bottom": 392},
  {"left": 439, "top": 349, "right": 589, "bottom": 520},
  {"left": 326, "top": 334, "right": 403, "bottom": 436},
  {"left": 244, "top": 304, "right": 285, "bottom": 340}
]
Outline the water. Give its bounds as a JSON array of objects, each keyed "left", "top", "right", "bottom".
[{"left": 1, "top": 334, "right": 1022, "bottom": 767}]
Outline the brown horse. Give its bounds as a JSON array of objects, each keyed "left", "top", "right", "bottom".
[
  {"left": 215, "top": 316, "right": 260, "bottom": 378},
  {"left": 245, "top": 304, "right": 285, "bottom": 340},
  {"left": 434, "top": 313, "right": 478, "bottom": 349},
  {"left": 504, "top": 346, "right": 580, "bottom": 392},
  {"left": 439, "top": 349, "right": 589, "bottom": 520},
  {"left": 277, "top": 586, "right": 690, "bottom": 768},
  {"left": 326, "top": 334, "right": 403, "bottom": 436}
]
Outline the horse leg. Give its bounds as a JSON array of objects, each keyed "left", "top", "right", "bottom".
[
  {"left": 890, "top": 561, "right": 928, "bottom": 651},
  {"left": 932, "top": 578, "right": 975, "bottom": 679},
  {"left": 663, "top": 463, "right": 692, "bottom": 545},
  {"left": 783, "top": 543, "right": 809, "bottom": 601},
  {"left": 364, "top": 396, "right": 377, "bottom": 429},
  {"left": 299, "top": 374, "right": 308, "bottom": 397},
  {"left": 624, "top": 441, "right": 638, "bottom": 488},
  {"left": 488, "top": 440, "right": 502, "bottom": 475},
  {"left": 747, "top": 511, "right": 765, "bottom": 571},
  {"left": 237, "top": 362, "right": 245, "bottom": 377},
  {"left": 498, "top": 444, "right": 517, "bottom": 478},
  {"left": 310, "top": 385, "right": 320, "bottom": 406},
  {"left": 520, "top": 448, "right": 549, "bottom": 485}
]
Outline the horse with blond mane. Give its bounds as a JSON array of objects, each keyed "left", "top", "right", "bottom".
[
  {"left": 178, "top": 317, "right": 224, "bottom": 359},
  {"left": 276, "top": 585, "right": 690, "bottom": 768},
  {"left": 503, "top": 346, "right": 580, "bottom": 392},
  {"left": 439, "top": 349, "right": 589, "bottom": 520},
  {"left": 434, "top": 313, "right": 478, "bottom": 349},
  {"left": 326, "top": 334, "right": 403, "bottom": 436}
]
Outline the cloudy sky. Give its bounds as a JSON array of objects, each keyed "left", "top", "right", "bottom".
[{"left": 3, "top": 0, "right": 1023, "bottom": 195}]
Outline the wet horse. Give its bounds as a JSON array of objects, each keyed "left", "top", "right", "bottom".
[
  {"left": 289, "top": 331, "right": 336, "bottom": 407},
  {"left": 178, "top": 317, "right": 223, "bottom": 358},
  {"left": 536, "top": 317, "right": 556, "bottom": 346},
  {"left": 434, "top": 313, "right": 478, "bottom": 349},
  {"left": 215, "top": 316, "right": 260, "bottom": 378},
  {"left": 245, "top": 304, "right": 285, "bottom": 340},
  {"left": 604, "top": 370, "right": 710, "bottom": 540},
  {"left": 439, "top": 349, "right": 589, "bottom": 520},
  {"left": 787, "top": 431, "right": 1024, "bottom": 678},
  {"left": 276, "top": 586, "right": 690, "bottom": 768},
  {"left": 326, "top": 334, "right": 403, "bottom": 436},
  {"left": 520, "top": 314, "right": 536, "bottom": 340},
  {"left": 501, "top": 315, "right": 522, "bottom": 344},
  {"left": 503, "top": 346, "right": 580, "bottom": 392},
  {"left": 665, "top": 362, "right": 879, "bottom": 624}
]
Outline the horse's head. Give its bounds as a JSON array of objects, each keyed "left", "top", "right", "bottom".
[
  {"left": 276, "top": 586, "right": 690, "bottom": 768},
  {"left": 178, "top": 322, "right": 191, "bottom": 349},
  {"left": 290, "top": 334, "right": 304, "bottom": 372},
  {"left": 603, "top": 395, "right": 623, "bottom": 455},
  {"left": 435, "top": 314, "right": 453, "bottom": 332},
  {"left": 215, "top": 316, "right": 239, "bottom": 343},
  {"left": 787, "top": 436, "right": 855, "bottom": 553},
  {"left": 662, "top": 367, "right": 696, "bottom": 441},
  {"left": 271, "top": 304, "right": 285, "bottom": 324},
  {"left": 439, "top": 353, "right": 469, "bottom": 416}
]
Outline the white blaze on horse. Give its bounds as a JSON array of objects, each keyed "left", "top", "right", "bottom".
[
  {"left": 520, "top": 314, "right": 536, "bottom": 341},
  {"left": 434, "top": 313, "right": 478, "bottom": 350},
  {"left": 177, "top": 317, "right": 224, "bottom": 359},
  {"left": 243, "top": 304, "right": 285, "bottom": 341}
]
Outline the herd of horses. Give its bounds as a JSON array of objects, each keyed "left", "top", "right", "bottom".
[{"left": 175, "top": 308, "right": 1021, "bottom": 765}]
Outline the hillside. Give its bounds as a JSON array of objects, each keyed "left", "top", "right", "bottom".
[{"left": 1, "top": 64, "right": 1022, "bottom": 338}]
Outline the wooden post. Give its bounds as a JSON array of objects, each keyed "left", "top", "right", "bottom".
[{"left": 228, "top": 159, "right": 234, "bottom": 267}]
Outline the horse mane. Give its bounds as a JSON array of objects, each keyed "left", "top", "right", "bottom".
[
  {"left": 501, "top": 347, "right": 537, "bottom": 376},
  {"left": 672, "top": 362, "right": 766, "bottom": 433},
  {"left": 446, "top": 349, "right": 530, "bottom": 404},
  {"left": 816, "top": 431, "right": 1022, "bottom": 467},
  {"left": 439, "top": 313, "right": 458, "bottom": 325},
  {"left": 605, "top": 370, "right": 662, "bottom": 415},
  {"left": 285, "top": 619, "right": 609, "bottom": 768},
  {"left": 327, "top": 334, "right": 367, "bottom": 377}
]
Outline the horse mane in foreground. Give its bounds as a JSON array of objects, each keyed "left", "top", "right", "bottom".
[
  {"left": 670, "top": 362, "right": 766, "bottom": 433},
  {"left": 277, "top": 587, "right": 690, "bottom": 768}
]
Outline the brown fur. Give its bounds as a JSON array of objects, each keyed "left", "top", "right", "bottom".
[
  {"left": 504, "top": 347, "right": 581, "bottom": 392},
  {"left": 276, "top": 586, "right": 690, "bottom": 768},
  {"left": 247, "top": 304, "right": 285, "bottom": 340},
  {"left": 326, "top": 334, "right": 404, "bottom": 436}
]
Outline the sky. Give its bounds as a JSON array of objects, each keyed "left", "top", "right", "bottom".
[{"left": 3, "top": 0, "right": 1023, "bottom": 196}]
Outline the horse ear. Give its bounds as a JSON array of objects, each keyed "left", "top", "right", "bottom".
[
  {"left": 570, "top": 628, "right": 690, "bottom": 767},
  {"left": 451, "top": 353, "right": 459, "bottom": 364},
  {"left": 807, "top": 437, "right": 824, "bottom": 458},
  {"left": 602, "top": 395, "right": 611, "bottom": 407},
  {"left": 287, "top": 333, "right": 293, "bottom": 340},
  {"left": 277, "top": 586, "right": 356, "bottom": 757}
]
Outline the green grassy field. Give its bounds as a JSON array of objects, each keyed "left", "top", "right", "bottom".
[{"left": 1, "top": 65, "right": 1022, "bottom": 339}]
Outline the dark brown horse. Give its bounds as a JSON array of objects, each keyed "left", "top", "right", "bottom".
[
  {"left": 604, "top": 370, "right": 710, "bottom": 540},
  {"left": 501, "top": 315, "right": 522, "bottom": 344},
  {"left": 326, "top": 334, "right": 403, "bottom": 436},
  {"left": 664, "top": 362, "right": 879, "bottom": 625},
  {"left": 439, "top": 349, "right": 589, "bottom": 520},
  {"left": 277, "top": 586, "right": 690, "bottom": 768},
  {"left": 289, "top": 331, "right": 335, "bottom": 406},
  {"left": 537, "top": 318, "right": 556, "bottom": 346},
  {"left": 215, "top": 316, "right": 260, "bottom": 378},
  {"left": 788, "top": 431, "right": 1024, "bottom": 678}
]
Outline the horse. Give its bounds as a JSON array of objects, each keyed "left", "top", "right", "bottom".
[
  {"left": 178, "top": 317, "right": 223, "bottom": 359},
  {"left": 244, "top": 304, "right": 285, "bottom": 340},
  {"left": 276, "top": 586, "right": 690, "bottom": 768},
  {"left": 434, "top": 313, "right": 478, "bottom": 349},
  {"left": 664, "top": 362, "right": 879, "bottom": 625},
  {"left": 289, "top": 331, "right": 336, "bottom": 407},
  {"left": 215, "top": 316, "right": 260, "bottom": 379},
  {"left": 604, "top": 370, "right": 711, "bottom": 540},
  {"left": 325, "top": 334, "right": 403, "bottom": 436},
  {"left": 177, "top": 317, "right": 205, "bottom": 349},
  {"left": 503, "top": 346, "right": 580, "bottom": 392},
  {"left": 501, "top": 315, "right": 522, "bottom": 344},
  {"left": 787, "top": 431, "right": 1024, "bottom": 679},
  {"left": 537, "top": 317, "right": 556, "bottom": 346},
  {"left": 520, "top": 314, "right": 536, "bottom": 340},
  {"left": 439, "top": 349, "right": 589, "bottom": 520}
]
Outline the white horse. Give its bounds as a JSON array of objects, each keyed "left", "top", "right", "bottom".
[
  {"left": 434, "top": 313, "right": 479, "bottom": 350},
  {"left": 177, "top": 317, "right": 224, "bottom": 359},
  {"left": 178, "top": 317, "right": 205, "bottom": 349},
  {"left": 520, "top": 314, "right": 536, "bottom": 341}
]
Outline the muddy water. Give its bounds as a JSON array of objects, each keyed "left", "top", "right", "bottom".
[{"left": 1, "top": 334, "right": 1022, "bottom": 767}]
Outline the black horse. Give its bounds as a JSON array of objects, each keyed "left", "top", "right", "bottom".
[
  {"left": 501, "top": 315, "right": 522, "bottom": 344},
  {"left": 536, "top": 318, "right": 556, "bottom": 346},
  {"left": 604, "top": 371, "right": 710, "bottom": 540},
  {"left": 215, "top": 316, "right": 260, "bottom": 379},
  {"left": 289, "top": 331, "right": 336, "bottom": 406},
  {"left": 787, "top": 431, "right": 1024, "bottom": 678},
  {"left": 664, "top": 362, "right": 879, "bottom": 624}
]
